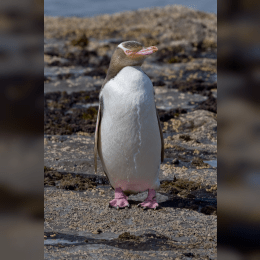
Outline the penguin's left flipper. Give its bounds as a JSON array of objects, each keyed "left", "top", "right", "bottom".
[
  {"left": 156, "top": 106, "right": 164, "bottom": 163},
  {"left": 153, "top": 89, "right": 164, "bottom": 163}
]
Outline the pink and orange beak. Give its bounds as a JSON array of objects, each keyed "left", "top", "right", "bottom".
[{"left": 124, "top": 46, "right": 158, "bottom": 57}]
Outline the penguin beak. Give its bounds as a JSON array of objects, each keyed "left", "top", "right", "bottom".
[
  {"left": 125, "top": 46, "right": 158, "bottom": 57},
  {"left": 136, "top": 46, "right": 158, "bottom": 56}
]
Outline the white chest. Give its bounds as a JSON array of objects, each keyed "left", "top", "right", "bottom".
[{"left": 101, "top": 66, "right": 154, "bottom": 121}]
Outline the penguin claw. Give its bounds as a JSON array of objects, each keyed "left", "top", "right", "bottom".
[
  {"left": 116, "top": 206, "right": 119, "bottom": 210},
  {"left": 143, "top": 207, "right": 147, "bottom": 210}
]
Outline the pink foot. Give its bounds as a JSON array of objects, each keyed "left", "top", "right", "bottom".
[
  {"left": 109, "top": 188, "right": 129, "bottom": 209},
  {"left": 138, "top": 189, "right": 159, "bottom": 210}
]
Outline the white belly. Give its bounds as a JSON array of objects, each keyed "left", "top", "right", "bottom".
[{"left": 98, "top": 66, "right": 161, "bottom": 194}]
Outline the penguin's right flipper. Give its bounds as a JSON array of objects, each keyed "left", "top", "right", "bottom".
[
  {"left": 94, "top": 99, "right": 102, "bottom": 174},
  {"left": 94, "top": 96, "right": 113, "bottom": 188}
]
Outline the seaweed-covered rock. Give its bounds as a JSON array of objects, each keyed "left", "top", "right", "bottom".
[{"left": 70, "top": 34, "right": 89, "bottom": 47}]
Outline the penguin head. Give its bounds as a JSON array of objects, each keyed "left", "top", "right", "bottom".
[
  {"left": 103, "top": 41, "right": 158, "bottom": 87},
  {"left": 110, "top": 41, "right": 158, "bottom": 68}
]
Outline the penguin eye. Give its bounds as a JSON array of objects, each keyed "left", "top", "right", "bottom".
[{"left": 124, "top": 50, "right": 136, "bottom": 56}]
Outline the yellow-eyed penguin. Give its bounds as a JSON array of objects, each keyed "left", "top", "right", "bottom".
[{"left": 94, "top": 41, "right": 164, "bottom": 209}]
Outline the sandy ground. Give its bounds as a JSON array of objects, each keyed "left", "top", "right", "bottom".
[{"left": 44, "top": 107, "right": 217, "bottom": 259}]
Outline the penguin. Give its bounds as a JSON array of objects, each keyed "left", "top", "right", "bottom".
[{"left": 94, "top": 41, "right": 164, "bottom": 210}]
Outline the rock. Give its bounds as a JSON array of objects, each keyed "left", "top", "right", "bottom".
[
  {"left": 70, "top": 34, "right": 89, "bottom": 47},
  {"left": 196, "top": 94, "right": 217, "bottom": 113},
  {"left": 179, "top": 134, "right": 192, "bottom": 141},
  {"left": 201, "top": 205, "right": 216, "bottom": 215},
  {"left": 118, "top": 232, "right": 140, "bottom": 241},
  {"left": 191, "top": 158, "right": 209, "bottom": 168},
  {"left": 171, "top": 158, "right": 179, "bottom": 164},
  {"left": 92, "top": 229, "right": 102, "bottom": 234}
]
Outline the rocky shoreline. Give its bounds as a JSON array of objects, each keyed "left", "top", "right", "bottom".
[{"left": 44, "top": 5, "right": 217, "bottom": 259}]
